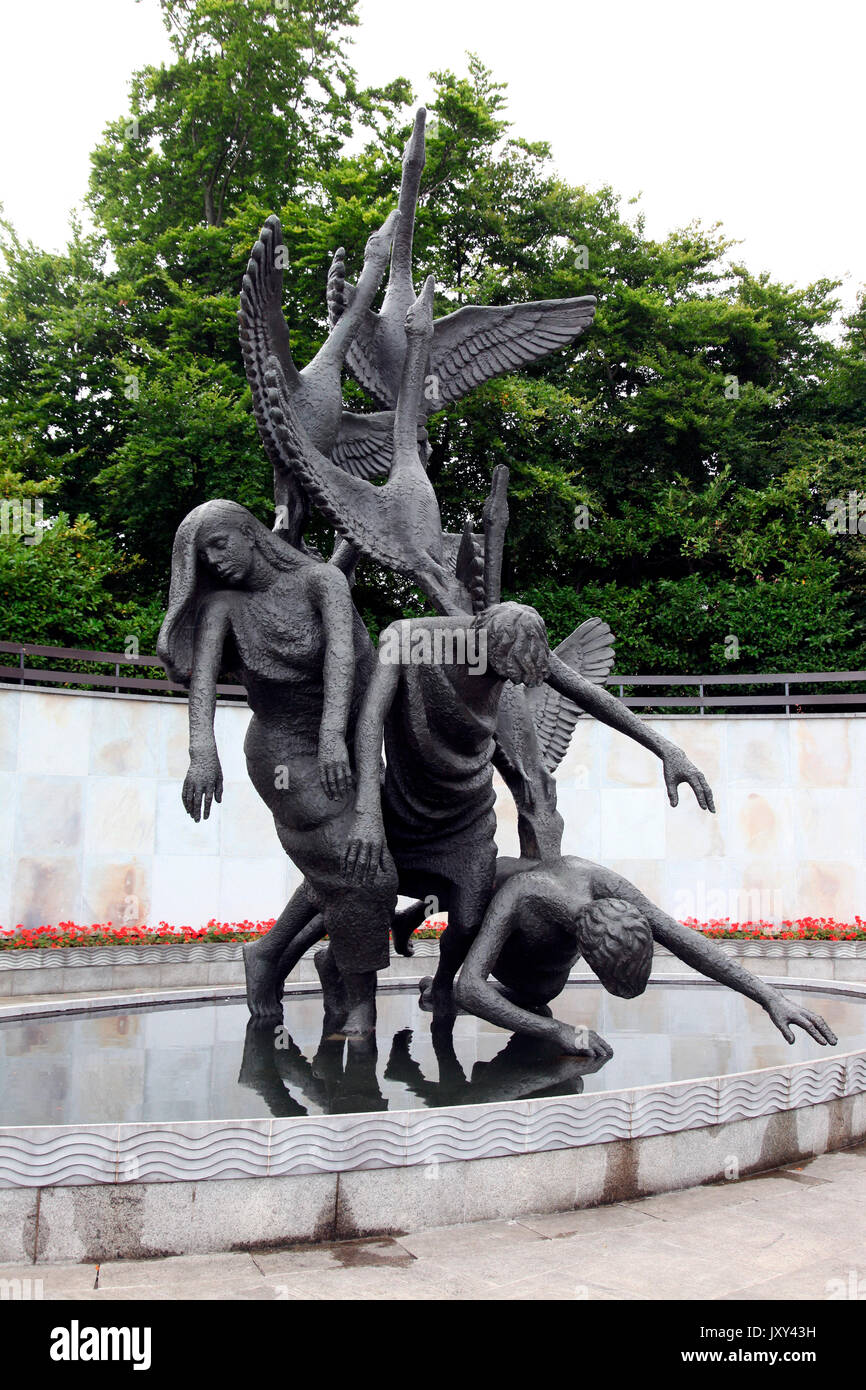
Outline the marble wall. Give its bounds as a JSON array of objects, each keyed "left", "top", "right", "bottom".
[{"left": 1, "top": 687, "right": 865, "bottom": 928}]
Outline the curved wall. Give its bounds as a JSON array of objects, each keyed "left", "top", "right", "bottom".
[{"left": 2, "top": 686, "right": 865, "bottom": 929}]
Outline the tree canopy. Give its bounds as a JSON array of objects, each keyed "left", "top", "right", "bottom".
[{"left": 1, "top": 0, "right": 864, "bottom": 674}]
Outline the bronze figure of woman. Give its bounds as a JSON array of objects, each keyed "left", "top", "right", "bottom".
[{"left": 157, "top": 498, "right": 397, "bottom": 1035}]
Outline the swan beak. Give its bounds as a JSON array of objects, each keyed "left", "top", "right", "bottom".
[
  {"left": 419, "top": 274, "right": 435, "bottom": 305},
  {"left": 381, "top": 208, "right": 401, "bottom": 241},
  {"left": 405, "top": 275, "right": 435, "bottom": 336},
  {"left": 403, "top": 107, "right": 426, "bottom": 170}
]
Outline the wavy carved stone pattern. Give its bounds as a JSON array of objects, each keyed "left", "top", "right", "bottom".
[
  {"left": 789, "top": 1057, "right": 849, "bottom": 1108},
  {"left": 406, "top": 1106, "right": 530, "bottom": 1165},
  {"left": 269, "top": 1115, "right": 407, "bottom": 1175},
  {"left": 525, "top": 1094, "right": 632, "bottom": 1149},
  {"left": 1, "top": 1046, "right": 864, "bottom": 1187},
  {"left": 847, "top": 1053, "right": 866, "bottom": 1093},
  {"left": 116, "top": 1124, "right": 272, "bottom": 1183},
  {"left": 631, "top": 1081, "right": 719, "bottom": 1138},
  {"left": 0, "top": 1129, "right": 119, "bottom": 1187},
  {"left": 718, "top": 1071, "right": 790, "bottom": 1124}
]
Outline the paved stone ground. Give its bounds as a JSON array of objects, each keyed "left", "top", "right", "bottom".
[{"left": 2, "top": 1143, "right": 864, "bottom": 1301}]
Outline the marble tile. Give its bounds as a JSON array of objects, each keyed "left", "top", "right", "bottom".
[
  {"left": 606, "top": 859, "right": 664, "bottom": 904},
  {"left": 600, "top": 788, "right": 665, "bottom": 860},
  {"left": 89, "top": 697, "right": 159, "bottom": 778},
  {"left": 492, "top": 774, "right": 519, "bottom": 857},
  {"left": 726, "top": 789, "right": 792, "bottom": 860},
  {"left": 0, "top": 771, "right": 15, "bottom": 857},
  {"left": 0, "top": 690, "right": 21, "bottom": 772},
  {"left": 157, "top": 702, "right": 190, "bottom": 780},
  {"left": 729, "top": 860, "right": 793, "bottom": 922},
  {"left": 662, "top": 859, "right": 738, "bottom": 923},
  {"left": 796, "top": 861, "right": 865, "bottom": 922},
  {"left": 18, "top": 691, "right": 92, "bottom": 777},
  {"left": 727, "top": 718, "right": 790, "bottom": 787},
  {"left": 655, "top": 718, "right": 726, "bottom": 791},
  {"left": 663, "top": 796, "right": 728, "bottom": 860},
  {"left": 791, "top": 787, "right": 862, "bottom": 863},
  {"left": 213, "top": 704, "right": 253, "bottom": 783},
  {"left": 218, "top": 856, "right": 290, "bottom": 924},
  {"left": 11, "top": 857, "right": 81, "bottom": 929},
  {"left": 155, "top": 780, "right": 219, "bottom": 856},
  {"left": 81, "top": 858, "right": 152, "bottom": 927},
  {"left": 556, "top": 787, "right": 601, "bottom": 859},
  {"left": 0, "top": 853, "right": 12, "bottom": 931},
  {"left": 791, "top": 718, "right": 853, "bottom": 788},
  {"left": 557, "top": 718, "right": 600, "bottom": 786},
  {"left": 602, "top": 725, "right": 658, "bottom": 788},
  {"left": 150, "top": 854, "right": 222, "bottom": 926},
  {"left": 219, "top": 780, "right": 279, "bottom": 858},
  {"left": 85, "top": 778, "right": 156, "bottom": 857},
  {"left": 15, "top": 775, "right": 83, "bottom": 855}
]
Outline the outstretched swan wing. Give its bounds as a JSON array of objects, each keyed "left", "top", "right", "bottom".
[
  {"left": 529, "top": 617, "right": 616, "bottom": 773},
  {"left": 238, "top": 216, "right": 299, "bottom": 478},
  {"left": 329, "top": 414, "right": 395, "bottom": 479},
  {"left": 429, "top": 296, "right": 597, "bottom": 409}
]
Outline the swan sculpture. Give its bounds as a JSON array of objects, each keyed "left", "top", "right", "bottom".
[
  {"left": 238, "top": 207, "right": 402, "bottom": 546},
  {"left": 327, "top": 107, "right": 598, "bottom": 413}
]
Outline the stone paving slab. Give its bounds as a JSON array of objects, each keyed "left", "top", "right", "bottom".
[{"left": 1, "top": 1142, "right": 863, "bottom": 1300}]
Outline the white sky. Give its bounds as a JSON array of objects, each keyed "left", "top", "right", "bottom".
[{"left": 0, "top": 0, "right": 863, "bottom": 319}]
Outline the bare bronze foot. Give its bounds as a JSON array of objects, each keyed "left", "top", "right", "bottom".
[
  {"left": 339, "top": 968, "right": 377, "bottom": 1037},
  {"left": 418, "top": 975, "right": 457, "bottom": 1020},
  {"left": 314, "top": 947, "right": 348, "bottom": 1033},
  {"left": 243, "top": 942, "right": 284, "bottom": 1021}
]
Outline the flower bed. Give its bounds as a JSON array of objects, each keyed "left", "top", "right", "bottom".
[
  {"left": 0, "top": 919, "right": 450, "bottom": 951},
  {"left": 684, "top": 917, "right": 866, "bottom": 942},
  {"left": 1, "top": 916, "right": 865, "bottom": 951}
]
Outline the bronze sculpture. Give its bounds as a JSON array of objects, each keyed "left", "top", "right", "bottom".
[
  {"left": 157, "top": 499, "right": 396, "bottom": 1035},
  {"left": 158, "top": 105, "right": 837, "bottom": 1060}
]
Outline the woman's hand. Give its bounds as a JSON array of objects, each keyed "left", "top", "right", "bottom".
[
  {"left": 660, "top": 745, "right": 715, "bottom": 812},
  {"left": 182, "top": 751, "right": 223, "bottom": 822},
  {"left": 318, "top": 730, "right": 353, "bottom": 800},
  {"left": 343, "top": 811, "right": 386, "bottom": 884}
]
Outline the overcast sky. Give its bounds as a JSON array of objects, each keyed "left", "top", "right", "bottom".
[{"left": 1, "top": 0, "right": 862, "bottom": 319}]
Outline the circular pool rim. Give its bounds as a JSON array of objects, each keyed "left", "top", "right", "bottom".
[{"left": 1, "top": 974, "right": 864, "bottom": 1187}]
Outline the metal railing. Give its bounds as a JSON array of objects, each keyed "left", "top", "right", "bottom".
[
  {"left": 613, "top": 671, "right": 866, "bottom": 714},
  {"left": 0, "top": 642, "right": 245, "bottom": 699},
  {"left": 1, "top": 642, "right": 865, "bottom": 713}
]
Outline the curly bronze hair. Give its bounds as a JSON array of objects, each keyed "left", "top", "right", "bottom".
[
  {"left": 575, "top": 897, "right": 653, "bottom": 999},
  {"left": 474, "top": 601, "right": 550, "bottom": 686}
]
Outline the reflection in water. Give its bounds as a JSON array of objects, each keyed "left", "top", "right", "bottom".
[
  {"left": 0, "top": 984, "right": 862, "bottom": 1127},
  {"left": 238, "top": 1018, "right": 609, "bottom": 1117},
  {"left": 239, "top": 1024, "right": 385, "bottom": 1116}
]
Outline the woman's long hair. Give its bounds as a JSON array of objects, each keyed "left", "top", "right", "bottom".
[{"left": 156, "top": 499, "right": 306, "bottom": 686}]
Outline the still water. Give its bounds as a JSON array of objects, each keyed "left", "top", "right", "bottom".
[{"left": 0, "top": 983, "right": 863, "bottom": 1125}]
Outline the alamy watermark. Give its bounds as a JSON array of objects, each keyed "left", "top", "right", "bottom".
[
  {"left": 825, "top": 492, "right": 866, "bottom": 535},
  {"left": 379, "top": 620, "right": 487, "bottom": 674},
  {"left": 1, "top": 497, "right": 44, "bottom": 545}
]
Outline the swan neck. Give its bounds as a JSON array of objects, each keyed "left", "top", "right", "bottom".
[{"left": 394, "top": 330, "right": 429, "bottom": 453}]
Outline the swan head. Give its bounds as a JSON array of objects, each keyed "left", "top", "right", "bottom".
[
  {"left": 402, "top": 107, "right": 427, "bottom": 172},
  {"left": 405, "top": 275, "right": 435, "bottom": 338}
]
